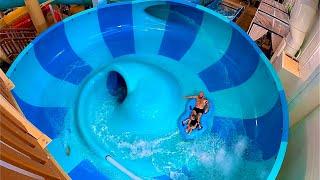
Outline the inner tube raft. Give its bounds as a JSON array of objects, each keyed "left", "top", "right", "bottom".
[{"left": 178, "top": 99, "right": 214, "bottom": 140}]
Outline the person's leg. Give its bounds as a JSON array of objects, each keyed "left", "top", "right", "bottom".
[
  {"left": 189, "top": 110, "right": 196, "bottom": 119},
  {"left": 197, "top": 113, "right": 203, "bottom": 128},
  {"left": 188, "top": 124, "right": 196, "bottom": 134},
  {"left": 191, "top": 124, "right": 197, "bottom": 132},
  {"left": 186, "top": 120, "right": 192, "bottom": 133},
  {"left": 187, "top": 127, "right": 191, "bottom": 133},
  {"left": 185, "top": 110, "right": 196, "bottom": 126}
]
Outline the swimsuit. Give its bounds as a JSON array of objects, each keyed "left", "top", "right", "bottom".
[
  {"left": 190, "top": 119, "right": 198, "bottom": 126},
  {"left": 193, "top": 107, "right": 205, "bottom": 114}
]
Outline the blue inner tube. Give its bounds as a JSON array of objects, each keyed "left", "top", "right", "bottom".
[{"left": 178, "top": 99, "right": 214, "bottom": 140}]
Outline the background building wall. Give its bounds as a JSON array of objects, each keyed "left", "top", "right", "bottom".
[{"left": 278, "top": 6, "right": 319, "bottom": 180}]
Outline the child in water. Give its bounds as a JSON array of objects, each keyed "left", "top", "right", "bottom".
[{"left": 185, "top": 110, "right": 200, "bottom": 134}]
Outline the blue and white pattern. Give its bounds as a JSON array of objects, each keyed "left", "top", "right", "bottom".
[{"left": 7, "top": 1, "right": 288, "bottom": 179}]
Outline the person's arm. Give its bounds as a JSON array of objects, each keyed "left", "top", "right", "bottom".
[
  {"left": 184, "top": 95, "right": 197, "bottom": 99},
  {"left": 204, "top": 100, "right": 209, "bottom": 113}
]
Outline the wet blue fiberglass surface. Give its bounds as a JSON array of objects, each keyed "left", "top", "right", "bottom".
[{"left": 7, "top": 0, "right": 288, "bottom": 179}]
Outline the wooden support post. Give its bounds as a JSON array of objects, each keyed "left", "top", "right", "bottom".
[
  {"left": 0, "top": 70, "right": 69, "bottom": 179},
  {"left": 0, "top": 48, "right": 10, "bottom": 64},
  {"left": 0, "top": 94, "right": 52, "bottom": 148},
  {"left": 0, "top": 69, "right": 14, "bottom": 90},
  {"left": 24, "top": 0, "right": 48, "bottom": 33}
]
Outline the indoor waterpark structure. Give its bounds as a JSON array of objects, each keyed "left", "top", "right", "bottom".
[{"left": 0, "top": 0, "right": 318, "bottom": 179}]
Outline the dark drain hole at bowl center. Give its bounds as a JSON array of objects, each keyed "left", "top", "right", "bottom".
[{"left": 106, "top": 71, "right": 127, "bottom": 103}]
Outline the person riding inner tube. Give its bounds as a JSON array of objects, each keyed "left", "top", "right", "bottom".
[{"left": 183, "top": 91, "right": 209, "bottom": 134}]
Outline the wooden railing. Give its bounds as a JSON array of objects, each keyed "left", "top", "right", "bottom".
[
  {"left": 0, "top": 69, "right": 69, "bottom": 179},
  {"left": 0, "top": 28, "right": 36, "bottom": 64}
]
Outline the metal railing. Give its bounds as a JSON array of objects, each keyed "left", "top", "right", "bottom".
[{"left": 0, "top": 28, "right": 36, "bottom": 64}]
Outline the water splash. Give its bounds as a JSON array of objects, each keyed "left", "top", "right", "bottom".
[{"left": 77, "top": 88, "right": 273, "bottom": 179}]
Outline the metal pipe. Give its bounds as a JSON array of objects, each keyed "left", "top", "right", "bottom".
[{"left": 105, "top": 155, "right": 141, "bottom": 180}]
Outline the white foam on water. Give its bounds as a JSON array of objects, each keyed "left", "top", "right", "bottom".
[
  {"left": 77, "top": 90, "right": 273, "bottom": 179},
  {"left": 118, "top": 140, "right": 162, "bottom": 159},
  {"left": 197, "top": 151, "right": 214, "bottom": 166},
  {"left": 117, "top": 131, "right": 179, "bottom": 159},
  {"left": 169, "top": 171, "right": 188, "bottom": 180},
  {"left": 234, "top": 136, "right": 248, "bottom": 157}
]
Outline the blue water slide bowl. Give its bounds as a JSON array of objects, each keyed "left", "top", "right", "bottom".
[{"left": 7, "top": 0, "right": 288, "bottom": 179}]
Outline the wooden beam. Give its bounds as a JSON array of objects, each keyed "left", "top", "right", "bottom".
[
  {"left": 24, "top": 0, "right": 48, "bottom": 33},
  {"left": 0, "top": 94, "right": 51, "bottom": 148},
  {"left": 45, "top": 149, "right": 71, "bottom": 180},
  {"left": 1, "top": 111, "right": 29, "bottom": 134},
  {"left": 0, "top": 166, "right": 34, "bottom": 180},
  {"left": 0, "top": 126, "right": 48, "bottom": 164},
  {"left": 0, "top": 69, "right": 14, "bottom": 90},
  {"left": 0, "top": 116, "right": 37, "bottom": 147},
  {"left": 0, "top": 69, "right": 23, "bottom": 113},
  {"left": 0, "top": 143, "right": 61, "bottom": 179}
]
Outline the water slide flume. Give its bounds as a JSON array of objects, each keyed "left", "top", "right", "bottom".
[
  {"left": 6, "top": 0, "right": 288, "bottom": 178},
  {"left": 0, "top": 0, "right": 92, "bottom": 10}
]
